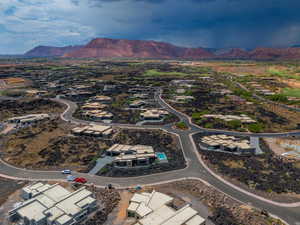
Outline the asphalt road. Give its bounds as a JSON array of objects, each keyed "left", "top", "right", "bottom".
[{"left": 0, "top": 92, "right": 300, "bottom": 224}]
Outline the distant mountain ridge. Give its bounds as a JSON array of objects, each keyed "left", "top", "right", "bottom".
[
  {"left": 23, "top": 38, "right": 300, "bottom": 60},
  {"left": 24, "top": 45, "right": 83, "bottom": 57},
  {"left": 63, "top": 38, "right": 214, "bottom": 59}
]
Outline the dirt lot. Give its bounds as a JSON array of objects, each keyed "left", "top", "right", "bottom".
[
  {"left": 1, "top": 119, "right": 109, "bottom": 172},
  {"left": 263, "top": 138, "right": 294, "bottom": 156},
  {"left": 0, "top": 178, "right": 26, "bottom": 207},
  {"left": 0, "top": 77, "right": 29, "bottom": 89},
  {"left": 148, "top": 180, "right": 285, "bottom": 225},
  {"left": 0, "top": 178, "right": 27, "bottom": 224},
  {"left": 79, "top": 187, "right": 121, "bottom": 225},
  {"left": 0, "top": 98, "right": 65, "bottom": 121},
  {"left": 1, "top": 124, "right": 184, "bottom": 175}
]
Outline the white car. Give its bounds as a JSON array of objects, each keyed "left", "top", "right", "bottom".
[
  {"left": 61, "top": 169, "right": 71, "bottom": 174},
  {"left": 67, "top": 175, "right": 76, "bottom": 182}
]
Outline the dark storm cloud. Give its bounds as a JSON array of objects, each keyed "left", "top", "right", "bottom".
[
  {"left": 82, "top": 0, "right": 300, "bottom": 48},
  {"left": 2, "top": 0, "right": 300, "bottom": 53}
]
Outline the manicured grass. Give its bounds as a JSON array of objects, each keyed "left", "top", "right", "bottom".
[
  {"left": 144, "top": 69, "right": 187, "bottom": 77},
  {"left": 268, "top": 68, "right": 300, "bottom": 81},
  {"left": 281, "top": 88, "right": 300, "bottom": 98}
]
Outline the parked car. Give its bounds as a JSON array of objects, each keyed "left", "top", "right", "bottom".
[
  {"left": 74, "top": 177, "right": 87, "bottom": 184},
  {"left": 67, "top": 175, "right": 76, "bottom": 182},
  {"left": 61, "top": 169, "right": 72, "bottom": 174}
]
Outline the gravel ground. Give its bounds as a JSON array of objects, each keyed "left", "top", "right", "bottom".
[{"left": 0, "top": 178, "right": 27, "bottom": 225}]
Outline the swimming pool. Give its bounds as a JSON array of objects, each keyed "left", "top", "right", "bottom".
[{"left": 156, "top": 152, "right": 168, "bottom": 162}]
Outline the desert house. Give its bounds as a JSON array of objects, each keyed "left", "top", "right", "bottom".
[
  {"left": 127, "top": 190, "right": 205, "bottom": 225},
  {"left": 9, "top": 183, "right": 97, "bottom": 225}
]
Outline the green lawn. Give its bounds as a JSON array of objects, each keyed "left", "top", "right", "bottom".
[
  {"left": 281, "top": 88, "right": 300, "bottom": 98},
  {"left": 144, "top": 69, "right": 187, "bottom": 77},
  {"left": 268, "top": 68, "right": 300, "bottom": 81}
]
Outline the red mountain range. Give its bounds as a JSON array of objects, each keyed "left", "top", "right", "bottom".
[
  {"left": 62, "top": 38, "right": 214, "bottom": 59},
  {"left": 24, "top": 45, "right": 83, "bottom": 57},
  {"left": 24, "top": 38, "right": 300, "bottom": 60}
]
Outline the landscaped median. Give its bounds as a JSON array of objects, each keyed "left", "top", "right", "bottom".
[{"left": 175, "top": 121, "right": 189, "bottom": 130}]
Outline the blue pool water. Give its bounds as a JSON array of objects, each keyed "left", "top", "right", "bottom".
[{"left": 156, "top": 152, "right": 168, "bottom": 161}]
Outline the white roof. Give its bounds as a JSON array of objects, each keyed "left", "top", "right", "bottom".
[
  {"left": 46, "top": 185, "right": 70, "bottom": 200},
  {"left": 128, "top": 191, "right": 204, "bottom": 225},
  {"left": 55, "top": 188, "right": 92, "bottom": 216},
  {"left": 138, "top": 205, "right": 175, "bottom": 225},
  {"left": 56, "top": 214, "right": 73, "bottom": 225},
  {"left": 185, "top": 215, "right": 206, "bottom": 225},
  {"left": 147, "top": 192, "right": 173, "bottom": 210},
  {"left": 16, "top": 184, "right": 95, "bottom": 224},
  {"left": 161, "top": 205, "right": 198, "bottom": 225},
  {"left": 77, "top": 196, "right": 96, "bottom": 208},
  {"left": 128, "top": 202, "right": 140, "bottom": 212},
  {"left": 88, "top": 125, "right": 111, "bottom": 132},
  {"left": 17, "top": 200, "right": 47, "bottom": 222},
  {"left": 136, "top": 202, "right": 153, "bottom": 217},
  {"left": 131, "top": 193, "right": 152, "bottom": 205},
  {"left": 45, "top": 207, "right": 65, "bottom": 222},
  {"left": 22, "top": 183, "right": 54, "bottom": 199},
  {"left": 35, "top": 194, "right": 56, "bottom": 208},
  {"left": 130, "top": 191, "right": 173, "bottom": 211}
]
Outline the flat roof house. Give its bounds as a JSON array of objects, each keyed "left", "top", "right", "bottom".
[
  {"left": 9, "top": 183, "right": 97, "bottom": 225},
  {"left": 7, "top": 114, "right": 50, "bottom": 125},
  {"left": 133, "top": 93, "right": 149, "bottom": 99},
  {"left": 82, "top": 102, "right": 107, "bottom": 110},
  {"left": 72, "top": 124, "right": 113, "bottom": 137},
  {"left": 92, "top": 95, "right": 112, "bottom": 103},
  {"left": 130, "top": 100, "right": 146, "bottom": 108},
  {"left": 106, "top": 144, "right": 157, "bottom": 168},
  {"left": 140, "top": 109, "right": 169, "bottom": 121},
  {"left": 202, "top": 114, "right": 256, "bottom": 124},
  {"left": 174, "top": 96, "right": 194, "bottom": 103},
  {"left": 200, "top": 134, "right": 254, "bottom": 155},
  {"left": 127, "top": 191, "right": 205, "bottom": 225},
  {"left": 83, "top": 110, "right": 113, "bottom": 120},
  {"left": 171, "top": 80, "right": 196, "bottom": 86},
  {"left": 103, "top": 85, "right": 117, "bottom": 93}
]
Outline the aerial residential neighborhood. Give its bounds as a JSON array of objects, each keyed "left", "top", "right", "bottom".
[
  {"left": 1, "top": 1, "right": 300, "bottom": 225},
  {"left": 1, "top": 58, "right": 299, "bottom": 225}
]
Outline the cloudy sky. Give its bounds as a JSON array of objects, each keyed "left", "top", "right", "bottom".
[{"left": 0, "top": 0, "right": 300, "bottom": 54}]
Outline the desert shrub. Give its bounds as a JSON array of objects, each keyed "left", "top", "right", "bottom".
[
  {"left": 247, "top": 123, "right": 264, "bottom": 133},
  {"left": 227, "top": 120, "right": 242, "bottom": 129},
  {"left": 269, "top": 94, "right": 288, "bottom": 103},
  {"left": 176, "top": 121, "right": 188, "bottom": 130}
]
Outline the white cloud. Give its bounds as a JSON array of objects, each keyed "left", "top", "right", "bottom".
[{"left": 0, "top": 0, "right": 96, "bottom": 53}]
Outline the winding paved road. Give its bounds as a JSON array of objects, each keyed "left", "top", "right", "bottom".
[{"left": 1, "top": 91, "right": 300, "bottom": 224}]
